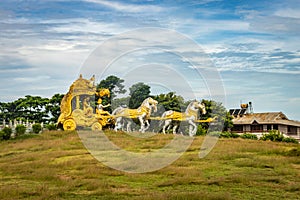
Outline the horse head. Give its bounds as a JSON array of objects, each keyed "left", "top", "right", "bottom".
[
  {"left": 148, "top": 97, "right": 158, "bottom": 112},
  {"left": 186, "top": 100, "right": 206, "bottom": 115},
  {"left": 198, "top": 102, "right": 206, "bottom": 115},
  {"left": 141, "top": 97, "right": 158, "bottom": 113}
]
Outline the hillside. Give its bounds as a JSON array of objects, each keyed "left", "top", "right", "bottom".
[{"left": 0, "top": 131, "right": 299, "bottom": 200}]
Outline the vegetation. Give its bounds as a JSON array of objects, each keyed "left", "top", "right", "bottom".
[
  {"left": 129, "top": 82, "right": 151, "bottom": 109},
  {"left": 15, "top": 124, "right": 26, "bottom": 136},
  {"left": 0, "top": 127, "right": 12, "bottom": 140},
  {"left": 46, "top": 123, "right": 57, "bottom": 131},
  {"left": 201, "top": 100, "right": 233, "bottom": 132},
  {"left": 154, "top": 92, "right": 185, "bottom": 113},
  {"left": 0, "top": 130, "right": 299, "bottom": 200},
  {"left": 97, "top": 75, "right": 126, "bottom": 112},
  {"left": 241, "top": 133, "right": 258, "bottom": 140},
  {"left": 220, "top": 131, "right": 240, "bottom": 138},
  {"left": 32, "top": 123, "right": 42, "bottom": 134},
  {"left": 261, "top": 130, "right": 298, "bottom": 144},
  {"left": 0, "top": 94, "right": 63, "bottom": 123}
]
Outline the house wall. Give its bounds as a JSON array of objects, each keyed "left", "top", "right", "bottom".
[
  {"left": 243, "top": 125, "right": 251, "bottom": 132},
  {"left": 263, "top": 125, "right": 268, "bottom": 132},
  {"left": 278, "top": 125, "right": 287, "bottom": 134}
]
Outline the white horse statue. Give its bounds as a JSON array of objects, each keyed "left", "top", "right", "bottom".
[
  {"left": 112, "top": 97, "right": 158, "bottom": 133},
  {"left": 160, "top": 100, "right": 206, "bottom": 136}
]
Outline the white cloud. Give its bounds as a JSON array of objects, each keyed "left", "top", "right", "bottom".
[
  {"left": 84, "top": 0, "right": 164, "bottom": 13},
  {"left": 274, "top": 8, "right": 300, "bottom": 19},
  {"left": 46, "top": 19, "right": 125, "bottom": 35}
]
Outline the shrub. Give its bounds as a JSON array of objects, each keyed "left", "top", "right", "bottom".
[
  {"left": 209, "top": 131, "right": 221, "bottom": 137},
  {"left": 32, "top": 123, "right": 42, "bottom": 134},
  {"left": 220, "top": 131, "right": 232, "bottom": 138},
  {"left": 217, "top": 132, "right": 240, "bottom": 138},
  {"left": 241, "top": 133, "right": 258, "bottom": 140},
  {"left": 208, "top": 131, "right": 241, "bottom": 138},
  {"left": 261, "top": 130, "right": 284, "bottom": 142},
  {"left": 196, "top": 124, "right": 207, "bottom": 136},
  {"left": 46, "top": 123, "right": 57, "bottom": 131},
  {"left": 15, "top": 124, "right": 26, "bottom": 136},
  {"left": 0, "top": 131, "right": 4, "bottom": 141},
  {"left": 230, "top": 132, "right": 240, "bottom": 138},
  {"left": 282, "top": 137, "right": 299, "bottom": 144},
  {"left": 1, "top": 127, "right": 12, "bottom": 140}
]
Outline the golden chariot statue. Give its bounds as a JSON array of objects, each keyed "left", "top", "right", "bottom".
[{"left": 57, "top": 75, "right": 114, "bottom": 131}]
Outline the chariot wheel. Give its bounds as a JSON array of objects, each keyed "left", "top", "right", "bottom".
[
  {"left": 91, "top": 122, "right": 102, "bottom": 131},
  {"left": 63, "top": 119, "right": 76, "bottom": 131}
]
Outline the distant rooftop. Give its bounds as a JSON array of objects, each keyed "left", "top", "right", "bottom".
[{"left": 232, "top": 112, "right": 300, "bottom": 127}]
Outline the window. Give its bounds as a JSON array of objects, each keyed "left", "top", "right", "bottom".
[
  {"left": 232, "top": 125, "right": 243, "bottom": 132},
  {"left": 251, "top": 124, "right": 263, "bottom": 132},
  {"left": 267, "top": 124, "right": 272, "bottom": 130},
  {"left": 288, "top": 126, "right": 297, "bottom": 135},
  {"left": 273, "top": 124, "right": 278, "bottom": 130}
]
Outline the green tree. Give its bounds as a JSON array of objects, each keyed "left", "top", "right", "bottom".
[
  {"left": 129, "top": 82, "right": 151, "bottom": 109},
  {"left": 111, "top": 97, "right": 130, "bottom": 110},
  {"left": 201, "top": 100, "right": 233, "bottom": 132},
  {"left": 154, "top": 92, "right": 185, "bottom": 114},
  {"left": 45, "top": 94, "right": 64, "bottom": 123},
  {"left": 0, "top": 101, "right": 18, "bottom": 121},
  {"left": 15, "top": 95, "right": 49, "bottom": 123},
  {"left": 97, "top": 75, "right": 126, "bottom": 112},
  {"left": 97, "top": 75, "right": 126, "bottom": 99}
]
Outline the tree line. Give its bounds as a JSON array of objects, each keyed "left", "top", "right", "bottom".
[
  {"left": 0, "top": 94, "right": 64, "bottom": 124},
  {"left": 0, "top": 75, "right": 233, "bottom": 132}
]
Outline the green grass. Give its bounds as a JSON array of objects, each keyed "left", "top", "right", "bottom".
[{"left": 0, "top": 130, "right": 299, "bottom": 200}]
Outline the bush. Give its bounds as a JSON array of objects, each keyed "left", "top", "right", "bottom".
[
  {"left": 32, "top": 123, "right": 42, "bottom": 134},
  {"left": 0, "top": 131, "right": 4, "bottom": 141},
  {"left": 230, "top": 132, "right": 240, "bottom": 138},
  {"left": 261, "top": 130, "right": 284, "bottom": 142},
  {"left": 15, "top": 124, "right": 26, "bottom": 136},
  {"left": 196, "top": 124, "right": 207, "bottom": 135},
  {"left": 46, "top": 123, "right": 57, "bottom": 131},
  {"left": 209, "top": 131, "right": 221, "bottom": 137},
  {"left": 1, "top": 127, "right": 12, "bottom": 140},
  {"left": 241, "top": 133, "right": 258, "bottom": 140},
  {"left": 282, "top": 137, "right": 299, "bottom": 144},
  {"left": 220, "top": 131, "right": 232, "bottom": 138},
  {"left": 206, "top": 131, "right": 240, "bottom": 138}
]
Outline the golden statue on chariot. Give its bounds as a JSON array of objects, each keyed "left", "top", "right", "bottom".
[
  {"left": 58, "top": 75, "right": 214, "bottom": 136},
  {"left": 57, "top": 75, "right": 114, "bottom": 131}
]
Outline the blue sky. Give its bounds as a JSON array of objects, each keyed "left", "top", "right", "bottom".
[{"left": 0, "top": 0, "right": 299, "bottom": 120}]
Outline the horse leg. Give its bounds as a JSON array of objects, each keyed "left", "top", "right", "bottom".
[
  {"left": 138, "top": 114, "right": 147, "bottom": 133},
  {"left": 162, "top": 122, "right": 166, "bottom": 134},
  {"left": 172, "top": 123, "right": 178, "bottom": 134},
  {"left": 162, "top": 120, "right": 170, "bottom": 134},
  {"left": 126, "top": 120, "right": 132, "bottom": 132},
  {"left": 188, "top": 120, "right": 197, "bottom": 136},
  {"left": 114, "top": 117, "right": 122, "bottom": 131},
  {"left": 144, "top": 120, "right": 150, "bottom": 132}
]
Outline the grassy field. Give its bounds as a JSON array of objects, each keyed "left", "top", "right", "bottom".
[{"left": 0, "top": 130, "right": 299, "bottom": 200}]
